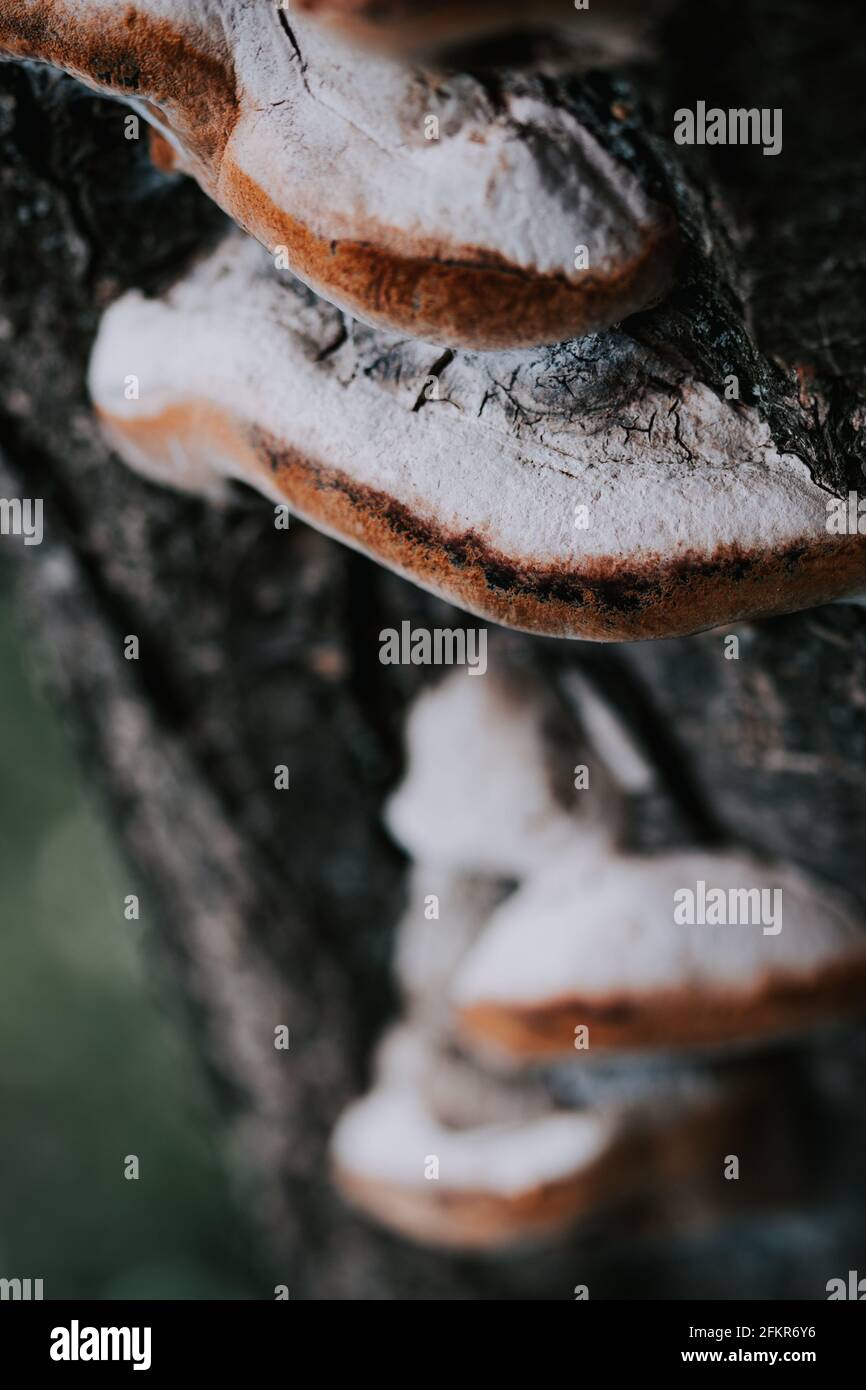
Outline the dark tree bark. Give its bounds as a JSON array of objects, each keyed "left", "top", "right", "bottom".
[{"left": 2, "top": 1, "right": 866, "bottom": 1300}]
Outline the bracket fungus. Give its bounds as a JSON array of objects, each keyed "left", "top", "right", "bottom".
[
  {"left": 0, "top": 1, "right": 677, "bottom": 348},
  {"left": 386, "top": 667, "right": 866, "bottom": 1060},
  {"left": 452, "top": 850, "right": 866, "bottom": 1059},
  {"left": 4, "top": 0, "right": 865, "bottom": 1277},
  {"left": 330, "top": 1025, "right": 773, "bottom": 1250},
  {"left": 382, "top": 660, "right": 593, "bottom": 877},
  {"left": 331, "top": 951, "right": 780, "bottom": 1249},
  {"left": 4, "top": 3, "right": 864, "bottom": 637},
  {"left": 88, "top": 234, "right": 866, "bottom": 640},
  {"left": 331, "top": 1025, "right": 623, "bottom": 1249},
  {"left": 328, "top": 661, "right": 865, "bottom": 1245}
]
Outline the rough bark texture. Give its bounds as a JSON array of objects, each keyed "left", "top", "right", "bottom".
[{"left": 2, "top": 1, "right": 866, "bottom": 1299}]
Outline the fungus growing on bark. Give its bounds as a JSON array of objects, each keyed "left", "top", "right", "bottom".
[
  {"left": 387, "top": 667, "right": 866, "bottom": 1061},
  {"left": 5, "top": 3, "right": 863, "bottom": 638},
  {"left": 0, "top": 1, "right": 677, "bottom": 347},
  {"left": 383, "top": 664, "right": 588, "bottom": 876},
  {"left": 452, "top": 848, "right": 866, "bottom": 1059},
  {"left": 3, "top": 0, "right": 864, "bottom": 1278},
  {"left": 325, "top": 657, "right": 854, "bottom": 1246},
  {"left": 331, "top": 1013, "right": 774, "bottom": 1249},
  {"left": 331, "top": 1025, "right": 624, "bottom": 1249},
  {"left": 87, "top": 235, "right": 866, "bottom": 641}
]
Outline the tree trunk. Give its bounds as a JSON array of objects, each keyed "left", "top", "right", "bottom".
[{"left": 2, "top": 2, "right": 866, "bottom": 1299}]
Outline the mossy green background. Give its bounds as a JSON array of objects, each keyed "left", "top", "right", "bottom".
[{"left": 0, "top": 583, "right": 263, "bottom": 1298}]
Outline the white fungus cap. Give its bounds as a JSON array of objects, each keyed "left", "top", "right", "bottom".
[
  {"left": 1, "top": 1, "right": 677, "bottom": 348},
  {"left": 85, "top": 233, "right": 866, "bottom": 639},
  {"left": 452, "top": 848, "right": 866, "bottom": 1056}
]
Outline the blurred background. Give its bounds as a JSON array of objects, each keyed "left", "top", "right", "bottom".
[{"left": 0, "top": 580, "right": 263, "bottom": 1299}]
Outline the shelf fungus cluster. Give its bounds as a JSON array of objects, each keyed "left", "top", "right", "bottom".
[
  {"left": 4, "top": 0, "right": 865, "bottom": 1261},
  {"left": 332, "top": 660, "right": 866, "bottom": 1248},
  {"left": 2, "top": 1, "right": 864, "bottom": 638},
  {"left": 386, "top": 665, "right": 866, "bottom": 1058}
]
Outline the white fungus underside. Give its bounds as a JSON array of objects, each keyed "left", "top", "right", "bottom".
[
  {"left": 452, "top": 849, "right": 866, "bottom": 1007},
  {"left": 89, "top": 236, "right": 831, "bottom": 572},
  {"left": 226, "top": 9, "right": 662, "bottom": 276},
  {"left": 385, "top": 669, "right": 581, "bottom": 876},
  {"left": 384, "top": 670, "right": 866, "bottom": 1009},
  {"left": 58, "top": 2, "right": 666, "bottom": 278},
  {"left": 334, "top": 1027, "right": 616, "bottom": 1195},
  {"left": 331, "top": 1087, "right": 615, "bottom": 1194}
]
